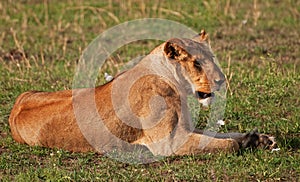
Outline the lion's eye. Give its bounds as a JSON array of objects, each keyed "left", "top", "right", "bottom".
[{"left": 194, "top": 61, "right": 202, "bottom": 69}]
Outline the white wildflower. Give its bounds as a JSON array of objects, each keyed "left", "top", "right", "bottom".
[
  {"left": 217, "top": 120, "right": 225, "bottom": 126},
  {"left": 104, "top": 72, "right": 113, "bottom": 82}
]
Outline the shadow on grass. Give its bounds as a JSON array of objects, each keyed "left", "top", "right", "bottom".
[{"left": 277, "top": 134, "right": 300, "bottom": 151}]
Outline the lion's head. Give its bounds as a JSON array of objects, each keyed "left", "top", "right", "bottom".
[{"left": 163, "top": 30, "right": 225, "bottom": 107}]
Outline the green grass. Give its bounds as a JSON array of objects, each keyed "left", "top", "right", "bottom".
[{"left": 0, "top": 0, "right": 299, "bottom": 181}]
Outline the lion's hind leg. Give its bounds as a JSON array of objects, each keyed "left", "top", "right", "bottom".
[{"left": 9, "top": 91, "right": 39, "bottom": 144}]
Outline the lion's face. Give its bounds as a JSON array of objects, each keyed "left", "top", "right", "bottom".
[{"left": 164, "top": 32, "right": 225, "bottom": 107}]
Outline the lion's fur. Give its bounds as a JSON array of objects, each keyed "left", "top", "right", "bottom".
[{"left": 9, "top": 30, "right": 276, "bottom": 156}]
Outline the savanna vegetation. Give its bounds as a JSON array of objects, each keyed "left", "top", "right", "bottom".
[{"left": 0, "top": 0, "right": 299, "bottom": 181}]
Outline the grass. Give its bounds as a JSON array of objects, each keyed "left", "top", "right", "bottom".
[{"left": 0, "top": 0, "right": 299, "bottom": 181}]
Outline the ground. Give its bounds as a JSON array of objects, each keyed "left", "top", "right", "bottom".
[{"left": 0, "top": 0, "right": 299, "bottom": 181}]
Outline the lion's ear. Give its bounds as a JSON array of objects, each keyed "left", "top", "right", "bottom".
[
  {"left": 164, "top": 39, "right": 189, "bottom": 61},
  {"left": 199, "top": 29, "right": 209, "bottom": 42},
  {"left": 193, "top": 29, "right": 210, "bottom": 45}
]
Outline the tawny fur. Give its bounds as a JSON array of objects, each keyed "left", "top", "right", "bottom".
[{"left": 9, "top": 30, "right": 275, "bottom": 156}]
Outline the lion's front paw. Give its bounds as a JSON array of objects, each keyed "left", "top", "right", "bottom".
[{"left": 241, "top": 128, "right": 277, "bottom": 150}]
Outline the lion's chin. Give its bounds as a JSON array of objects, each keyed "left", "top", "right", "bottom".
[
  {"left": 195, "top": 91, "right": 214, "bottom": 108},
  {"left": 198, "top": 97, "right": 212, "bottom": 108}
]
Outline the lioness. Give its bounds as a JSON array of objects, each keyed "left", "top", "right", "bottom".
[{"left": 9, "top": 30, "right": 276, "bottom": 156}]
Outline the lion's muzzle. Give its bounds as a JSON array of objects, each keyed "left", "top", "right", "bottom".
[
  {"left": 195, "top": 91, "right": 214, "bottom": 107},
  {"left": 195, "top": 91, "right": 214, "bottom": 99}
]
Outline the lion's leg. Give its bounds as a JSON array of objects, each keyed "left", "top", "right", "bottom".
[
  {"left": 9, "top": 91, "right": 39, "bottom": 144},
  {"left": 193, "top": 129, "right": 277, "bottom": 150},
  {"left": 174, "top": 133, "right": 239, "bottom": 155}
]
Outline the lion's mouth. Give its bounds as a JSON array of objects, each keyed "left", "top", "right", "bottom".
[{"left": 195, "top": 91, "right": 214, "bottom": 99}]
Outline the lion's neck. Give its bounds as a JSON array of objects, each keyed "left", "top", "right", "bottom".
[{"left": 137, "top": 43, "right": 193, "bottom": 94}]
